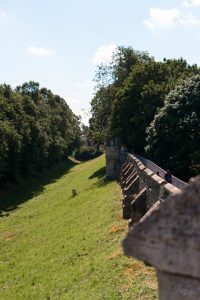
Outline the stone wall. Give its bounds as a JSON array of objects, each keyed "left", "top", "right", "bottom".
[
  {"left": 120, "top": 153, "right": 180, "bottom": 225},
  {"left": 119, "top": 152, "right": 200, "bottom": 299},
  {"left": 105, "top": 148, "right": 200, "bottom": 298},
  {"left": 105, "top": 140, "right": 122, "bottom": 180},
  {"left": 123, "top": 176, "right": 200, "bottom": 300}
]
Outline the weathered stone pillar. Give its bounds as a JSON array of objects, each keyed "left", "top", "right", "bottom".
[
  {"left": 123, "top": 176, "right": 200, "bottom": 300},
  {"left": 105, "top": 138, "right": 121, "bottom": 179}
]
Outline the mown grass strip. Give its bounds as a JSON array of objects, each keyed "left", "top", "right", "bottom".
[{"left": 0, "top": 155, "right": 157, "bottom": 299}]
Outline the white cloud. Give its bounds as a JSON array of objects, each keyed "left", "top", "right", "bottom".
[
  {"left": 0, "top": 11, "right": 7, "bottom": 17},
  {"left": 29, "top": 46, "right": 54, "bottom": 56},
  {"left": 182, "top": 0, "right": 200, "bottom": 7},
  {"left": 144, "top": 8, "right": 200, "bottom": 29},
  {"left": 144, "top": 8, "right": 181, "bottom": 29},
  {"left": 93, "top": 44, "right": 117, "bottom": 64},
  {"left": 76, "top": 80, "right": 94, "bottom": 88}
]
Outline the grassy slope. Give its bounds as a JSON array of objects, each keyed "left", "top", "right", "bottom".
[{"left": 0, "top": 155, "right": 157, "bottom": 300}]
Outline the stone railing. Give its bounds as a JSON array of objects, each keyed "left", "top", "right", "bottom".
[
  {"left": 105, "top": 145, "right": 200, "bottom": 299},
  {"left": 119, "top": 153, "right": 180, "bottom": 226},
  {"left": 134, "top": 153, "right": 187, "bottom": 190},
  {"left": 123, "top": 174, "right": 200, "bottom": 300}
]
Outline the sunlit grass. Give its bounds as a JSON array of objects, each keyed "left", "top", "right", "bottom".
[{"left": 0, "top": 155, "right": 157, "bottom": 299}]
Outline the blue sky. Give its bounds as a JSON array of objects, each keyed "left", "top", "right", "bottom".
[{"left": 1, "top": 0, "right": 200, "bottom": 123}]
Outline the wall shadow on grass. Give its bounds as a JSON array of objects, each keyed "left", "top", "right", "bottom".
[
  {"left": 88, "top": 166, "right": 115, "bottom": 187},
  {"left": 88, "top": 166, "right": 106, "bottom": 180},
  {"left": 0, "top": 158, "right": 78, "bottom": 217}
]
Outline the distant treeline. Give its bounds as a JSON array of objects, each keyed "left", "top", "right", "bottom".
[
  {"left": 0, "top": 81, "right": 80, "bottom": 183},
  {"left": 90, "top": 46, "right": 200, "bottom": 180}
]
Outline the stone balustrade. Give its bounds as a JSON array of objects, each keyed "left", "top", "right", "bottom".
[
  {"left": 123, "top": 176, "right": 200, "bottom": 300},
  {"left": 119, "top": 153, "right": 180, "bottom": 226},
  {"left": 106, "top": 145, "right": 200, "bottom": 299}
]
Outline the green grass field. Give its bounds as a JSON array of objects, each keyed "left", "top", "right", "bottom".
[{"left": 0, "top": 155, "right": 157, "bottom": 300}]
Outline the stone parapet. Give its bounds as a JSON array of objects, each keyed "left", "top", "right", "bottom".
[
  {"left": 123, "top": 176, "right": 200, "bottom": 300},
  {"left": 119, "top": 152, "right": 181, "bottom": 222},
  {"left": 106, "top": 149, "right": 200, "bottom": 298}
]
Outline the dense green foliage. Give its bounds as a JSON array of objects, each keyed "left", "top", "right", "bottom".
[
  {"left": 0, "top": 81, "right": 80, "bottom": 183},
  {"left": 111, "top": 58, "right": 199, "bottom": 153},
  {"left": 90, "top": 46, "right": 200, "bottom": 179},
  {"left": 146, "top": 75, "right": 200, "bottom": 179},
  {"left": 74, "top": 146, "right": 103, "bottom": 161},
  {"left": 90, "top": 47, "right": 151, "bottom": 145},
  {"left": 0, "top": 156, "right": 157, "bottom": 299}
]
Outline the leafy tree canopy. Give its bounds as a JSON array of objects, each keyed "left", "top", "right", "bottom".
[
  {"left": 90, "top": 46, "right": 199, "bottom": 156},
  {"left": 0, "top": 81, "right": 81, "bottom": 183},
  {"left": 146, "top": 75, "right": 200, "bottom": 180}
]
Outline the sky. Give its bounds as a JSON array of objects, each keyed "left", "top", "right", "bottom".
[{"left": 1, "top": 0, "right": 200, "bottom": 124}]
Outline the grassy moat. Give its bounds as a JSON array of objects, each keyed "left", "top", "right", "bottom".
[{"left": 0, "top": 155, "right": 157, "bottom": 299}]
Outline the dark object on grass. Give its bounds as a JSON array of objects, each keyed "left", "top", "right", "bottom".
[{"left": 72, "top": 189, "right": 77, "bottom": 197}]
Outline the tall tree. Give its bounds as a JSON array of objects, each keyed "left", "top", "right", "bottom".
[
  {"left": 110, "top": 58, "right": 199, "bottom": 153},
  {"left": 146, "top": 75, "right": 200, "bottom": 180},
  {"left": 90, "top": 46, "right": 151, "bottom": 144}
]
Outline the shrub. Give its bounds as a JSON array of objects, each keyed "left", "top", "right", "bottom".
[{"left": 74, "top": 146, "right": 103, "bottom": 161}]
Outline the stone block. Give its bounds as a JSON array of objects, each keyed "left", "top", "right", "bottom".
[
  {"left": 124, "top": 175, "right": 139, "bottom": 197},
  {"left": 124, "top": 165, "right": 134, "bottom": 178},
  {"left": 138, "top": 200, "right": 162, "bottom": 224},
  {"left": 130, "top": 188, "right": 147, "bottom": 223},
  {"left": 121, "top": 162, "right": 131, "bottom": 177},
  {"left": 146, "top": 174, "right": 166, "bottom": 209},
  {"left": 106, "top": 145, "right": 121, "bottom": 159},
  {"left": 122, "top": 194, "right": 134, "bottom": 220},
  {"left": 157, "top": 270, "right": 200, "bottom": 300},
  {"left": 125, "top": 170, "right": 137, "bottom": 187},
  {"left": 163, "top": 183, "right": 180, "bottom": 198}
]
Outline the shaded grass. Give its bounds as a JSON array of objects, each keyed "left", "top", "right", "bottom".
[
  {"left": 0, "top": 158, "right": 78, "bottom": 217},
  {"left": 0, "top": 155, "right": 158, "bottom": 299},
  {"left": 88, "top": 166, "right": 106, "bottom": 180}
]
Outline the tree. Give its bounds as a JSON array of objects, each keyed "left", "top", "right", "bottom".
[
  {"left": 90, "top": 85, "right": 117, "bottom": 144},
  {"left": 110, "top": 58, "right": 199, "bottom": 153},
  {"left": 0, "top": 82, "right": 81, "bottom": 183},
  {"left": 90, "top": 46, "right": 152, "bottom": 144},
  {"left": 146, "top": 75, "right": 200, "bottom": 180}
]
